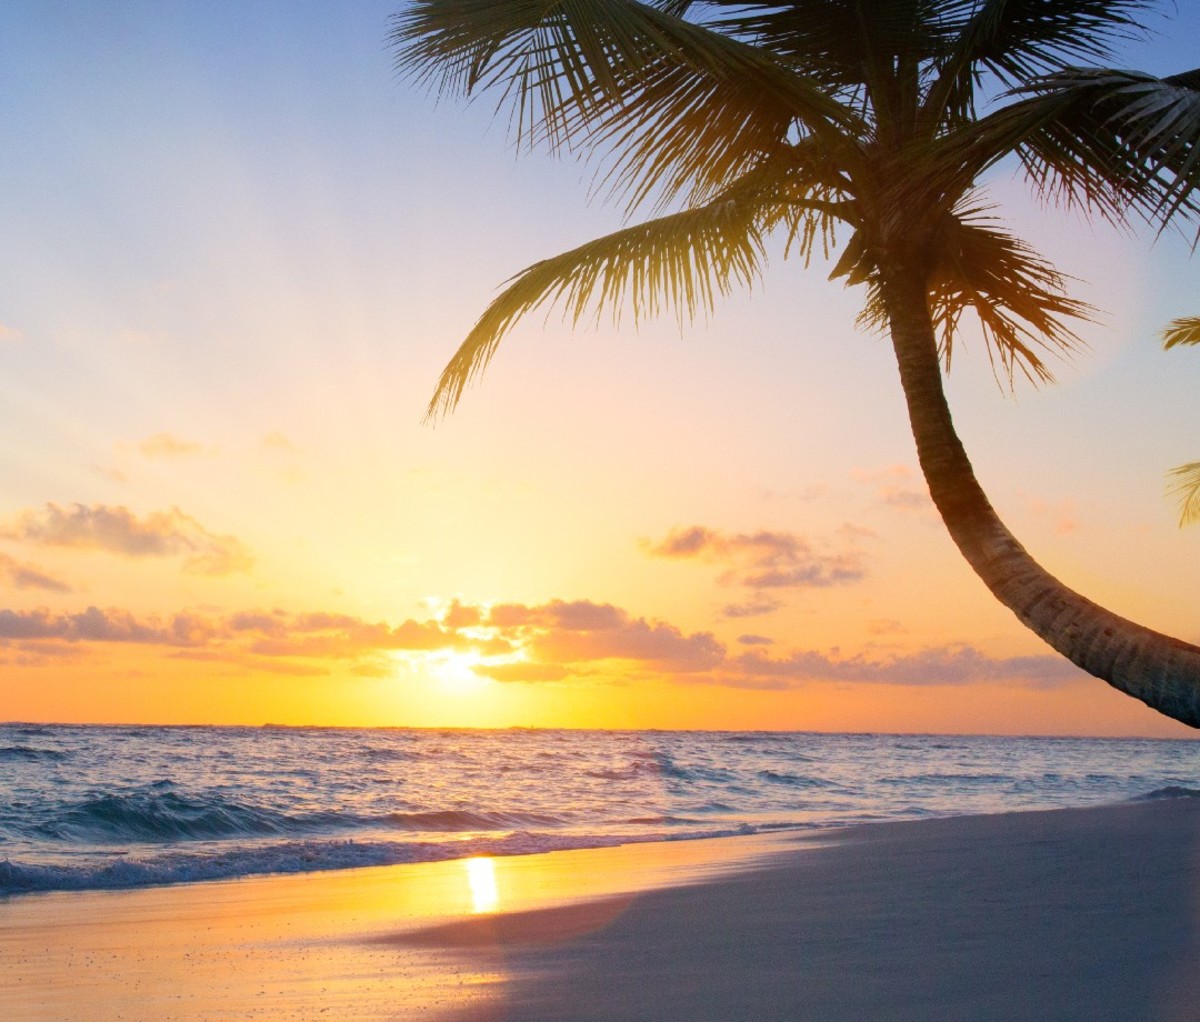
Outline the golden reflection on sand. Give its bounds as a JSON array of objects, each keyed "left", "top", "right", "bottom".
[
  {"left": 1, "top": 834, "right": 793, "bottom": 1021},
  {"left": 465, "top": 856, "right": 499, "bottom": 914}
]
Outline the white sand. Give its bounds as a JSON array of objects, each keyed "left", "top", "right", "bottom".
[{"left": 5, "top": 800, "right": 1200, "bottom": 1020}]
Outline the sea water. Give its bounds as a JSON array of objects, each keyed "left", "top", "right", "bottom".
[{"left": 2, "top": 723, "right": 1198, "bottom": 896}]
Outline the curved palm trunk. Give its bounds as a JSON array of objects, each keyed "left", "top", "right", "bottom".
[{"left": 880, "top": 265, "right": 1200, "bottom": 728}]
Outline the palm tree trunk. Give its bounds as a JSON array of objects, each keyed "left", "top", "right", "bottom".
[{"left": 880, "top": 264, "right": 1200, "bottom": 728}]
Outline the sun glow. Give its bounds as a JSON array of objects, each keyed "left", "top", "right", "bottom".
[{"left": 428, "top": 650, "right": 491, "bottom": 696}]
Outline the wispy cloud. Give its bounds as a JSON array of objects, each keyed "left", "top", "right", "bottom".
[
  {"left": 2, "top": 503, "right": 253, "bottom": 576},
  {"left": 725, "top": 644, "right": 1084, "bottom": 690},
  {"left": 721, "top": 597, "right": 782, "bottom": 619},
  {"left": 0, "top": 322, "right": 22, "bottom": 343},
  {"left": 261, "top": 431, "right": 295, "bottom": 453},
  {"left": 1023, "top": 494, "right": 1082, "bottom": 536},
  {"left": 853, "top": 464, "right": 933, "bottom": 515},
  {"left": 484, "top": 599, "right": 723, "bottom": 675},
  {"left": 139, "top": 433, "right": 205, "bottom": 459},
  {"left": 646, "top": 525, "right": 867, "bottom": 591},
  {"left": 0, "top": 553, "right": 72, "bottom": 593},
  {"left": 737, "top": 634, "right": 774, "bottom": 646},
  {"left": 0, "top": 605, "right": 477, "bottom": 675}
]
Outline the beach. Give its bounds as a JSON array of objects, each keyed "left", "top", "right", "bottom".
[{"left": 5, "top": 797, "right": 1200, "bottom": 1021}]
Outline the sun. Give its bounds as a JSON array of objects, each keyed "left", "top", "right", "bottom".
[{"left": 429, "top": 650, "right": 491, "bottom": 696}]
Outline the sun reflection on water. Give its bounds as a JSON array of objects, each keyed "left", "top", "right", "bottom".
[{"left": 465, "top": 856, "right": 499, "bottom": 914}]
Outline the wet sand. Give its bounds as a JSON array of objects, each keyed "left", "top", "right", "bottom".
[{"left": 6, "top": 800, "right": 1200, "bottom": 1020}]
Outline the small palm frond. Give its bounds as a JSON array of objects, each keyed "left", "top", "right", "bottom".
[
  {"left": 701, "top": 0, "right": 963, "bottom": 106},
  {"left": 1162, "top": 316, "right": 1200, "bottom": 349},
  {"left": 426, "top": 190, "right": 773, "bottom": 418},
  {"left": 1168, "top": 462, "right": 1200, "bottom": 526},
  {"left": 1162, "top": 315, "right": 1200, "bottom": 524},
  {"left": 928, "top": 213, "right": 1091, "bottom": 385},
  {"left": 857, "top": 205, "right": 1091, "bottom": 386},
  {"left": 1013, "top": 68, "right": 1200, "bottom": 232},
  {"left": 925, "top": 0, "right": 1153, "bottom": 122},
  {"left": 393, "top": 0, "right": 862, "bottom": 212}
]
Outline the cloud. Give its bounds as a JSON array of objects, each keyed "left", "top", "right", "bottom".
[
  {"left": 853, "top": 464, "right": 933, "bottom": 514},
  {"left": 139, "top": 433, "right": 204, "bottom": 459},
  {"left": 725, "top": 644, "right": 1085, "bottom": 690},
  {"left": 442, "top": 599, "right": 483, "bottom": 629},
  {"left": 481, "top": 599, "right": 725, "bottom": 674},
  {"left": 0, "top": 323, "right": 22, "bottom": 343},
  {"left": 737, "top": 634, "right": 774, "bottom": 646},
  {"left": 233, "top": 610, "right": 474, "bottom": 659},
  {"left": 0, "top": 607, "right": 202, "bottom": 645},
  {"left": 475, "top": 661, "right": 572, "bottom": 683},
  {"left": 531, "top": 617, "right": 725, "bottom": 673},
  {"left": 261, "top": 431, "right": 295, "bottom": 453},
  {"left": 647, "top": 526, "right": 867, "bottom": 592},
  {"left": 0, "top": 594, "right": 1086, "bottom": 696},
  {"left": 721, "top": 597, "right": 782, "bottom": 619},
  {"left": 487, "top": 599, "right": 626, "bottom": 631},
  {"left": 1024, "top": 495, "right": 1081, "bottom": 536},
  {"left": 0, "top": 605, "right": 478, "bottom": 674},
  {"left": 3, "top": 503, "right": 253, "bottom": 576},
  {"left": 0, "top": 553, "right": 72, "bottom": 593}
]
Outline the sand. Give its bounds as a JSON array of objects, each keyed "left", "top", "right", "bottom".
[{"left": 5, "top": 799, "right": 1200, "bottom": 1020}]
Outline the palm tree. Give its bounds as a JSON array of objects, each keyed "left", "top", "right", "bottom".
[
  {"left": 1163, "top": 316, "right": 1200, "bottom": 525},
  {"left": 393, "top": 1, "right": 1200, "bottom": 725}
]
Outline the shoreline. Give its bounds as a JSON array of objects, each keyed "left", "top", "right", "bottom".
[{"left": 5, "top": 799, "right": 1200, "bottom": 1020}]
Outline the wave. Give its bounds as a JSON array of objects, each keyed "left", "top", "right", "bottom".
[
  {"left": 382, "top": 809, "right": 569, "bottom": 832},
  {"left": 756, "top": 770, "right": 832, "bottom": 789},
  {"left": 0, "top": 746, "right": 68, "bottom": 763},
  {"left": 1135, "top": 786, "right": 1200, "bottom": 800},
  {"left": 19, "top": 789, "right": 575, "bottom": 846},
  {"left": 0, "top": 824, "right": 765, "bottom": 896},
  {"left": 588, "top": 755, "right": 738, "bottom": 784},
  {"left": 32, "top": 790, "right": 323, "bottom": 843}
]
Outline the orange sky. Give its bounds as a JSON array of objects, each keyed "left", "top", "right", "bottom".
[{"left": 0, "top": 2, "right": 1198, "bottom": 737}]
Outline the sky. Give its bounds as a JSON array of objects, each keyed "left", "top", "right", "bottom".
[{"left": 0, "top": 1, "right": 1198, "bottom": 736}]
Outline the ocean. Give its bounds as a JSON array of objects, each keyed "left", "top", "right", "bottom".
[{"left": 2, "top": 723, "right": 1198, "bottom": 897}]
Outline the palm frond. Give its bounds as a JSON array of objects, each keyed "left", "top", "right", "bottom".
[
  {"left": 392, "top": 0, "right": 863, "bottom": 212},
  {"left": 1013, "top": 68, "right": 1200, "bottom": 232},
  {"left": 698, "top": 0, "right": 968, "bottom": 98},
  {"left": 426, "top": 189, "right": 776, "bottom": 418},
  {"left": 857, "top": 204, "right": 1091, "bottom": 385},
  {"left": 924, "top": 0, "right": 1154, "bottom": 124},
  {"left": 1168, "top": 462, "right": 1200, "bottom": 526},
  {"left": 928, "top": 211, "right": 1091, "bottom": 384},
  {"left": 1162, "top": 315, "right": 1200, "bottom": 349}
]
